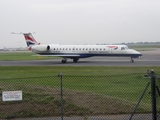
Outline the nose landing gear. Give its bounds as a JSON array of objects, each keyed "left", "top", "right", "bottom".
[{"left": 130, "top": 58, "right": 134, "bottom": 63}]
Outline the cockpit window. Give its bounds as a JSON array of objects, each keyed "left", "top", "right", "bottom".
[
  {"left": 125, "top": 46, "right": 129, "bottom": 49},
  {"left": 121, "top": 46, "right": 129, "bottom": 50}
]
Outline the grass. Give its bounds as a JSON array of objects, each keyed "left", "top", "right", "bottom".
[
  {"left": 0, "top": 66, "right": 160, "bottom": 77},
  {"left": 0, "top": 73, "right": 158, "bottom": 119},
  {"left": 0, "top": 67, "right": 160, "bottom": 118},
  {"left": 0, "top": 67, "right": 160, "bottom": 104},
  {"left": 0, "top": 73, "right": 153, "bottom": 118},
  {"left": 0, "top": 84, "right": 92, "bottom": 118},
  {"left": 0, "top": 51, "right": 58, "bottom": 60},
  {"left": 0, "top": 66, "right": 160, "bottom": 106}
]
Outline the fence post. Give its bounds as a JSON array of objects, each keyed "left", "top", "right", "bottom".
[
  {"left": 151, "top": 70, "right": 157, "bottom": 120},
  {"left": 58, "top": 73, "right": 63, "bottom": 120}
]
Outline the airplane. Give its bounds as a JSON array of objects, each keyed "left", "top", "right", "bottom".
[{"left": 17, "top": 33, "right": 142, "bottom": 63}]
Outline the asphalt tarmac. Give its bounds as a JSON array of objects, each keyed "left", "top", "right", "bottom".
[{"left": 0, "top": 49, "right": 160, "bottom": 66}]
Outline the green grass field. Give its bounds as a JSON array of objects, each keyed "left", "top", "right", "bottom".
[
  {"left": 0, "top": 66, "right": 160, "bottom": 77},
  {"left": 0, "top": 51, "right": 58, "bottom": 60},
  {"left": 1, "top": 67, "right": 160, "bottom": 117},
  {"left": 0, "top": 66, "right": 160, "bottom": 104}
]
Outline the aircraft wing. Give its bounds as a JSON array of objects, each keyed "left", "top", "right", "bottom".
[{"left": 33, "top": 54, "right": 80, "bottom": 57}]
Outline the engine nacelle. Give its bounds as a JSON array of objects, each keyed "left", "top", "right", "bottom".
[
  {"left": 32, "top": 45, "right": 50, "bottom": 52},
  {"left": 47, "top": 45, "right": 50, "bottom": 51}
]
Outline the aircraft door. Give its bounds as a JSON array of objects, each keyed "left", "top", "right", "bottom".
[
  {"left": 108, "top": 48, "right": 112, "bottom": 54},
  {"left": 121, "top": 47, "right": 126, "bottom": 54},
  {"left": 108, "top": 46, "right": 118, "bottom": 54}
]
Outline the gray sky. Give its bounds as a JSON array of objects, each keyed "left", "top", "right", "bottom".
[{"left": 0, "top": 0, "right": 160, "bottom": 48}]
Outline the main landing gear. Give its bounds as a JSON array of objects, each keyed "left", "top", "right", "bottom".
[
  {"left": 73, "top": 58, "right": 79, "bottom": 63},
  {"left": 130, "top": 57, "right": 134, "bottom": 63},
  {"left": 61, "top": 58, "right": 79, "bottom": 63},
  {"left": 62, "top": 58, "right": 67, "bottom": 63}
]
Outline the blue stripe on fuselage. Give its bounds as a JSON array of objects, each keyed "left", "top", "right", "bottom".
[{"left": 37, "top": 53, "right": 142, "bottom": 58}]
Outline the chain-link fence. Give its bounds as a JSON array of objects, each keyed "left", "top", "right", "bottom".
[{"left": 0, "top": 72, "right": 160, "bottom": 120}]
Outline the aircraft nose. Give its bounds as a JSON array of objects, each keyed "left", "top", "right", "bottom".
[
  {"left": 137, "top": 51, "right": 142, "bottom": 56},
  {"left": 130, "top": 49, "right": 142, "bottom": 58},
  {"left": 135, "top": 50, "right": 142, "bottom": 57}
]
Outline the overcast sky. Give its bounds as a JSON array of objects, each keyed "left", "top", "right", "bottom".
[{"left": 0, "top": 0, "right": 160, "bottom": 48}]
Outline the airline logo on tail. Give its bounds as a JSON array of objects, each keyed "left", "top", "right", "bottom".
[{"left": 23, "top": 33, "right": 40, "bottom": 50}]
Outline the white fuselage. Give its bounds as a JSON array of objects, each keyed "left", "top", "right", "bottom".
[{"left": 31, "top": 44, "right": 141, "bottom": 58}]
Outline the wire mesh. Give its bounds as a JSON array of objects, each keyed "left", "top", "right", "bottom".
[{"left": 0, "top": 73, "right": 159, "bottom": 119}]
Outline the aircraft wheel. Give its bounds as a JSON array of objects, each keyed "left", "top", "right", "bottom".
[
  {"left": 130, "top": 59, "right": 134, "bottom": 63},
  {"left": 62, "top": 59, "right": 67, "bottom": 63},
  {"left": 73, "top": 58, "right": 78, "bottom": 63}
]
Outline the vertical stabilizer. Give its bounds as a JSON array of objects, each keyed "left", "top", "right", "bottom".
[{"left": 23, "top": 33, "right": 40, "bottom": 50}]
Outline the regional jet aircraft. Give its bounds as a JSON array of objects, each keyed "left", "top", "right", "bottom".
[{"left": 19, "top": 33, "right": 142, "bottom": 63}]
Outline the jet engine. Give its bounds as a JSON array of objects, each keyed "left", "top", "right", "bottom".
[
  {"left": 32, "top": 45, "right": 50, "bottom": 52},
  {"left": 47, "top": 45, "right": 50, "bottom": 51}
]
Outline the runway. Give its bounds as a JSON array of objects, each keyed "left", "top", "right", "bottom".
[{"left": 0, "top": 49, "right": 160, "bottom": 66}]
